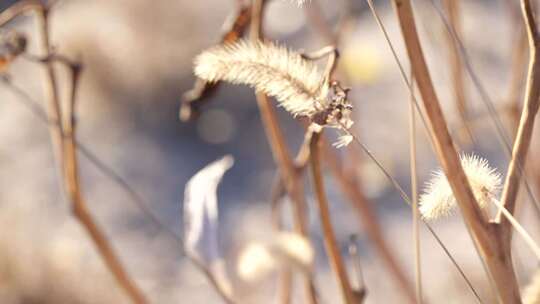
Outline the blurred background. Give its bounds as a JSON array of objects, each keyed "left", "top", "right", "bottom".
[{"left": 0, "top": 0, "right": 539, "bottom": 303}]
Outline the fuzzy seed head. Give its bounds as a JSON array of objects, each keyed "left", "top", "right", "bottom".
[
  {"left": 194, "top": 40, "right": 327, "bottom": 117},
  {"left": 419, "top": 154, "right": 501, "bottom": 220},
  {"left": 236, "top": 232, "right": 314, "bottom": 282},
  {"left": 272, "top": 232, "right": 314, "bottom": 270},
  {"left": 237, "top": 242, "right": 276, "bottom": 281}
]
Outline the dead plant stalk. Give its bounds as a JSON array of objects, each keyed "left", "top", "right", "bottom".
[
  {"left": 0, "top": 2, "right": 149, "bottom": 303},
  {"left": 391, "top": 0, "right": 523, "bottom": 302},
  {"left": 249, "top": 0, "right": 317, "bottom": 303},
  {"left": 302, "top": 3, "right": 416, "bottom": 302},
  {"left": 408, "top": 72, "right": 422, "bottom": 304},
  {"left": 309, "top": 132, "right": 355, "bottom": 304},
  {"left": 498, "top": 0, "right": 540, "bottom": 240},
  {"left": 39, "top": 11, "right": 149, "bottom": 304},
  {"left": 442, "top": 0, "right": 474, "bottom": 144}
]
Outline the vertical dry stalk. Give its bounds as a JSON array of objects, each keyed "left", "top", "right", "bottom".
[
  {"left": 442, "top": 0, "right": 473, "bottom": 144},
  {"left": 34, "top": 7, "right": 64, "bottom": 169},
  {"left": 309, "top": 132, "right": 355, "bottom": 304},
  {"left": 11, "top": 4, "right": 150, "bottom": 304},
  {"left": 249, "top": 1, "right": 317, "bottom": 303},
  {"left": 499, "top": 0, "right": 540, "bottom": 244},
  {"left": 1, "top": 73, "right": 184, "bottom": 245},
  {"left": 321, "top": 142, "right": 417, "bottom": 304},
  {"left": 505, "top": 0, "right": 527, "bottom": 130},
  {"left": 302, "top": 3, "right": 416, "bottom": 302},
  {"left": 180, "top": 3, "right": 252, "bottom": 121},
  {"left": 255, "top": 80, "right": 317, "bottom": 304},
  {"left": 408, "top": 72, "right": 422, "bottom": 304},
  {"left": 506, "top": 28, "right": 528, "bottom": 136},
  {"left": 429, "top": 0, "right": 540, "bottom": 217},
  {"left": 391, "top": 1, "right": 521, "bottom": 302},
  {"left": 271, "top": 170, "right": 292, "bottom": 304}
]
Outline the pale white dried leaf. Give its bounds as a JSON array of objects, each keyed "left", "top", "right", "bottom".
[
  {"left": 183, "top": 155, "right": 234, "bottom": 264},
  {"left": 194, "top": 40, "right": 327, "bottom": 117},
  {"left": 419, "top": 154, "right": 501, "bottom": 220}
]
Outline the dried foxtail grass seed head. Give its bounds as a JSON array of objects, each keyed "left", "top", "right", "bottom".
[
  {"left": 236, "top": 232, "right": 314, "bottom": 282},
  {"left": 194, "top": 40, "right": 354, "bottom": 147},
  {"left": 419, "top": 154, "right": 501, "bottom": 220}
]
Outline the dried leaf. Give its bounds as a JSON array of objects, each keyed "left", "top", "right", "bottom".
[{"left": 183, "top": 155, "right": 234, "bottom": 264}]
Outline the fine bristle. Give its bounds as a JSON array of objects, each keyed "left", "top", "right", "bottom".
[
  {"left": 194, "top": 40, "right": 327, "bottom": 117},
  {"left": 419, "top": 154, "right": 501, "bottom": 220}
]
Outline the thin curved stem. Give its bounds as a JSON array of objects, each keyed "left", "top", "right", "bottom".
[
  {"left": 309, "top": 131, "right": 355, "bottom": 304},
  {"left": 390, "top": 1, "right": 521, "bottom": 302},
  {"left": 0, "top": 78, "right": 183, "bottom": 246},
  {"left": 249, "top": 1, "right": 318, "bottom": 303},
  {"left": 499, "top": 0, "right": 540, "bottom": 239},
  {"left": 408, "top": 71, "right": 422, "bottom": 303}
]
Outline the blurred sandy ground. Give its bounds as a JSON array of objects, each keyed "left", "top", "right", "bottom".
[{"left": 0, "top": 0, "right": 539, "bottom": 303}]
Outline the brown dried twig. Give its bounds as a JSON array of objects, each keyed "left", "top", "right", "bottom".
[
  {"left": 61, "top": 62, "right": 148, "bottom": 304},
  {"left": 426, "top": 0, "right": 540, "bottom": 217},
  {"left": 498, "top": 0, "right": 540, "bottom": 246},
  {"left": 249, "top": 1, "right": 318, "bottom": 303},
  {"left": 506, "top": 20, "right": 528, "bottom": 137},
  {"left": 442, "top": 0, "right": 474, "bottom": 145},
  {"left": 0, "top": 76, "right": 184, "bottom": 246},
  {"left": 309, "top": 131, "right": 355, "bottom": 304},
  {"left": 0, "top": 2, "right": 149, "bottom": 303},
  {"left": 180, "top": 3, "right": 251, "bottom": 121},
  {"left": 302, "top": 3, "right": 418, "bottom": 302},
  {"left": 408, "top": 71, "right": 422, "bottom": 303}
]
